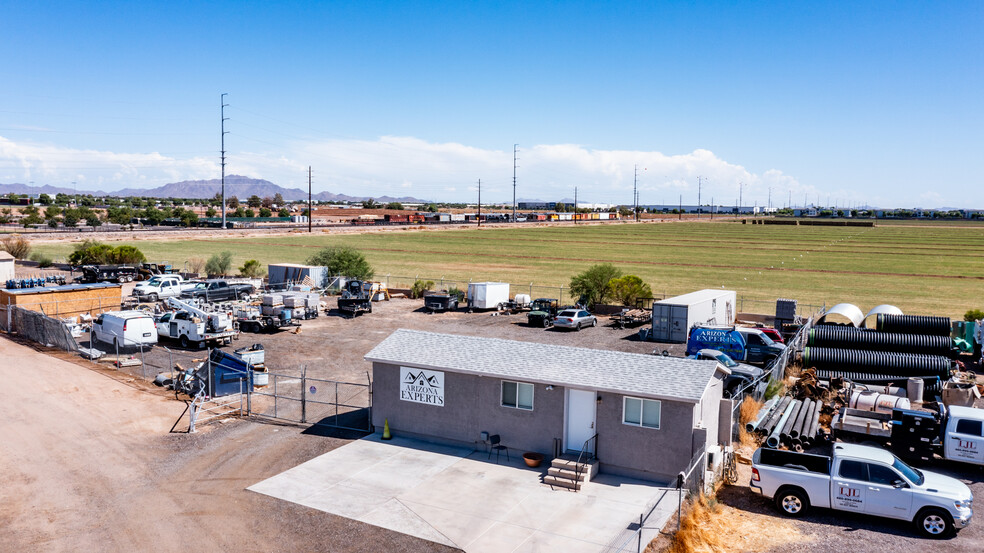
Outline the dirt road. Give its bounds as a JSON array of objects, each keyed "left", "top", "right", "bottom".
[{"left": 0, "top": 336, "right": 456, "bottom": 553}]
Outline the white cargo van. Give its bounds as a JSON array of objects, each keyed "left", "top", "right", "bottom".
[{"left": 92, "top": 311, "right": 158, "bottom": 349}]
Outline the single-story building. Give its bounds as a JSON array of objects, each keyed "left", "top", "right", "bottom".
[
  {"left": 0, "top": 251, "right": 14, "bottom": 282},
  {"left": 365, "top": 329, "right": 732, "bottom": 484},
  {"left": 0, "top": 282, "right": 122, "bottom": 321}
]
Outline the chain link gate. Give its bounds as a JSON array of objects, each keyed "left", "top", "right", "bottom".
[{"left": 249, "top": 366, "right": 373, "bottom": 432}]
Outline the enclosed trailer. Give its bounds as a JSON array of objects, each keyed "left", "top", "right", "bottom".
[
  {"left": 466, "top": 282, "right": 511, "bottom": 310},
  {"left": 267, "top": 263, "right": 327, "bottom": 288},
  {"left": 651, "top": 289, "right": 737, "bottom": 343}
]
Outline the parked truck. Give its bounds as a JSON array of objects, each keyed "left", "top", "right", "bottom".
[
  {"left": 527, "top": 298, "right": 560, "bottom": 328},
  {"left": 132, "top": 274, "right": 189, "bottom": 301},
  {"left": 751, "top": 443, "right": 973, "bottom": 538},
  {"left": 832, "top": 404, "right": 984, "bottom": 467},
  {"left": 180, "top": 279, "right": 254, "bottom": 302},
  {"left": 156, "top": 297, "right": 238, "bottom": 349},
  {"left": 686, "top": 326, "right": 785, "bottom": 366}
]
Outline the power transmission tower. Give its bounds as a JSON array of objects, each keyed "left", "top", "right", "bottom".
[
  {"left": 512, "top": 144, "right": 519, "bottom": 223},
  {"left": 220, "top": 93, "right": 229, "bottom": 229},
  {"left": 308, "top": 166, "right": 312, "bottom": 233}
]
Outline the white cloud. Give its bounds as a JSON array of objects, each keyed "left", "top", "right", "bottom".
[{"left": 0, "top": 134, "right": 818, "bottom": 205}]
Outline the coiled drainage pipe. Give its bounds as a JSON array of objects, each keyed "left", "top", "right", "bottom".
[
  {"left": 876, "top": 314, "right": 951, "bottom": 336},
  {"left": 812, "top": 369, "right": 942, "bottom": 393},
  {"left": 803, "top": 347, "right": 951, "bottom": 377},
  {"left": 808, "top": 325, "right": 955, "bottom": 357}
]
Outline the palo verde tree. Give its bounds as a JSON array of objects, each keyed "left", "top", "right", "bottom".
[
  {"left": 306, "top": 245, "right": 374, "bottom": 282},
  {"left": 606, "top": 275, "right": 653, "bottom": 307},
  {"left": 568, "top": 263, "right": 623, "bottom": 307}
]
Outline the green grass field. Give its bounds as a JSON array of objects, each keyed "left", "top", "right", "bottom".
[{"left": 32, "top": 221, "right": 984, "bottom": 318}]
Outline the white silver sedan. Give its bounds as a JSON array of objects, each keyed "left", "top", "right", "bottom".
[{"left": 552, "top": 309, "right": 597, "bottom": 330}]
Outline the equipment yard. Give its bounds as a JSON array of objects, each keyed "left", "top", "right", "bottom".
[{"left": 30, "top": 220, "right": 984, "bottom": 318}]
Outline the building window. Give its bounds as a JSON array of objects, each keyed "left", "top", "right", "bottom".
[
  {"left": 501, "top": 381, "right": 534, "bottom": 410},
  {"left": 623, "top": 397, "right": 661, "bottom": 429}
]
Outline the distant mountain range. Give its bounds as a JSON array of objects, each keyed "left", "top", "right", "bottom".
[{"left": 0, "top": 176, "right": 429, "bottom": 203}]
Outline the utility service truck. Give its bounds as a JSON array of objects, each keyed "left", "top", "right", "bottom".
[
  {"left": 156, "top": 297, "right": 238, "bottom": 349},
  {"left": 751, "top": 442, "right": 973, "bottom": 538}
]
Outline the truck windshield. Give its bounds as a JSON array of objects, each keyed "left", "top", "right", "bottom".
[
  {"left": 146, "top": 278, "right": 163, "bottom": 287},
  {"left": 712, "top": 353, "right": 739, "bottom": 368},
  {"left": 758, "top": 333, "right": 776, "bottom": 346},
  {"left": 893, "top": 457, "right": 924, "bottom": 485}
]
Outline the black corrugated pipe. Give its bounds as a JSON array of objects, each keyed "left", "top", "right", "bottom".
[
  {"left": 804, "top": 347, "right": 951, "bottom": 376},
  {"left": 808, "top": 325, "right": 955, "bottom": 357},
  {"left": 876, "top": 314, "right": 951, "bottom": 336},
  {"left": 812, "top": 370, "right": 943, "bottom": 393}
]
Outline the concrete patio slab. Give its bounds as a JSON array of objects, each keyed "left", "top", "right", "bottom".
[{"left": 248, "top": 434, "right": 677, "bottom": 552}]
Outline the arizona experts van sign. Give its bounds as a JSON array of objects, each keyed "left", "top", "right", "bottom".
[{"left": 399, "top": 367, "right": 445, "bottom": 407}]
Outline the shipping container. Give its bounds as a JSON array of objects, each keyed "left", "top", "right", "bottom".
[{"left": 650, "top": 289, "right": 737, "bottom": 342}]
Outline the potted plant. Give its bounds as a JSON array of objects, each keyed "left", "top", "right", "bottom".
[{"left": 522, "top": 452, "right": 543, "bottom": 468}]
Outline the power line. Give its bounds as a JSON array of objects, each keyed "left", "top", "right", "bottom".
[{"left": 221, "top": 93, "right": 229, "bottom": 230}]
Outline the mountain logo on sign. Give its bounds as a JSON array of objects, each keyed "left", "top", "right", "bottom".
[{"left": 404, "top": 371, "right": 440, "bottom": 388}]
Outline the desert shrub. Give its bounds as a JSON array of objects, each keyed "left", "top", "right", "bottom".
[
  {"left": 410, "top": 279, "right": 435, "bottom": 299},
  {"left": 187, "top": 257, "right": 206, "bottom": 276},
  {"left": 29, "top": 251, "right": 53, "bottom": 268},
  {"left": 112, "top": 245, "right": 146, "bottom": 264},
  {"left": 306, "top": 246, "right": 374, "bottom": 281},
  {"left": 0, "top": 235, "right": 32, "bottom": 259},
  {"left": 205, "top": 251, "right": 233, "bottom": 276},
  {"left": 447, "top": 286, "right": 465, "bottom": 301},
  {"left": 964, "top": 309, "right": 984, "bottom": 322},
  {"left": 606, "top": 275, "right": 653, "bottom": 306},
  {"left": 568, "top": 263, "right": 622, "bottom": 307},
  {"left": 238, "top": 259, "right": 265, "bottom": 278}
]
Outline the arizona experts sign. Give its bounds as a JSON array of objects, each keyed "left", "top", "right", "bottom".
[{"left": 399, "top": 367, "right": 445, "bottom": 407}]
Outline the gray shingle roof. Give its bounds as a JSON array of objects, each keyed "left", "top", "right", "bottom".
[{"left": 365, "top": 329, "right": 724, "bottom": 403}]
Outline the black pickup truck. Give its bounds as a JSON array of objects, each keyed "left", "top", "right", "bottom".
[{"left": 180, "top": 279, "right": 254, "bottom": 302}]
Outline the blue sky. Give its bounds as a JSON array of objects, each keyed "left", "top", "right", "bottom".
[{"left": 1, "top": 1, "right": 981, "bottom": 207}]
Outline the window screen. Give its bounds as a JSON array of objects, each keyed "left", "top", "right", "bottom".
[{"left": 955, "top": 419, "right": 983, "bottom": 437}]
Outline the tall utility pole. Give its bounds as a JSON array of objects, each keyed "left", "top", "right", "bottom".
[
  {"left": 220, "top": 93, "right": 229, "bottom": 229},
  {"left": 768, "top": 187, "right": 772, "bottom": 211},
  {"left": 477, "top": 178, "right": 481, "bottom": 227},
  {"left": 574, "top": 186, "right": 578, "bottom": 225},
  {"left": 788, "top": 190, "right": 791, "bottom": 209},
  {"left": 308, "top": 166, "right": 313, "bottom": 233},
  {"left": 633, "top": 165, "right": 639, "bottom": 222},
  {"left": 697, "top": 176, "right": 702, "bottom": 218},
  {"left": 738, "top": 182, "right": 744, "bottom": 214},
  {"left": 678, "top": 194, "right": 682, "bottom": 220},
  {"left": 512, "top": 144, "right": 519, "bottom": 223}
]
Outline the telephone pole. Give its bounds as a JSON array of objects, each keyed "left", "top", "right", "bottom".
[
  {"left": 307, "top": 166, "right": 312, "bottom": 233},
  {"left": 477, "top": 178, "right": 482, "bottom": 227},
  {"left": 633, "top": 165, "right": 638, "bottom": 222},
  {"left": 512, "top": 144, "right": 519, "bottom": 223},
  {"left": 220, "top": 93, "right": 229, "bottom": 229},
  {"left": 574, "top": 186, "right": 578, "bottom": 225},
  {"left": 697, "top": 176, "right": 702, "bottom": 218}
]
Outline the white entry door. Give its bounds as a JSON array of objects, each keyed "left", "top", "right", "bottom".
[{"left": 566, "top": 389, "right": 597, "bottom": 453}]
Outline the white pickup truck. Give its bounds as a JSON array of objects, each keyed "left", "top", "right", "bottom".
[
  {"left": 133, "top": 275, "right": 188, "bottom": 301},
  {"left": 751, "top": 443, "right": 973, "bottom": 538}
]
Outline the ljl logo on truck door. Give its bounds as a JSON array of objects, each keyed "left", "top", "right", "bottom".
[{"left": 834, "top": 485, "right": 864, "bottom": 510}]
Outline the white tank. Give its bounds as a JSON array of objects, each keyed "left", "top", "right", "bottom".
[{"left": 849, "top": 390, "right": 911, "bottom": 413}]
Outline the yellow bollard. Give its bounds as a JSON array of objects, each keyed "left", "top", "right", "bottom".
[{"left": 382, "top": 418, "right": 392, "bottom": 440}]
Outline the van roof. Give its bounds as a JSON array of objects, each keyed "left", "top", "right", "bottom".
[
  {"left": 948, "top": 405, "right": 984, "bottom": 421},
  {"left": 102, "top": 310, "right": 153, "bottom": 319}
]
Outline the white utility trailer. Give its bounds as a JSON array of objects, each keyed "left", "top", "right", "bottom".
[{"left": 466, "top": 282, "right": 511, "bottom": 310}]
